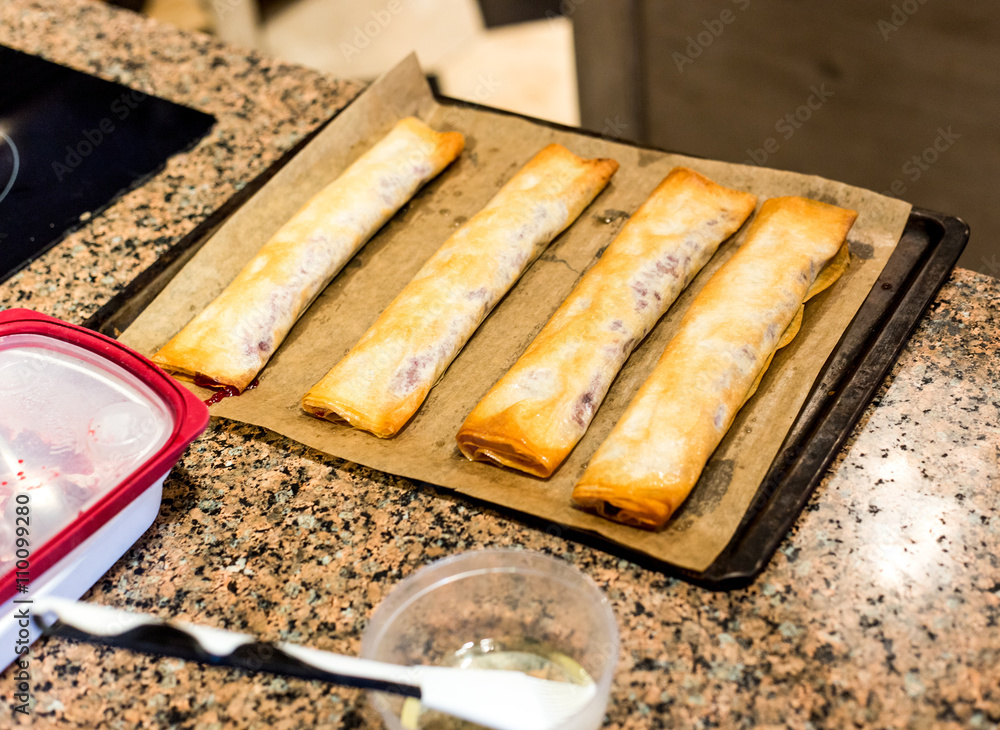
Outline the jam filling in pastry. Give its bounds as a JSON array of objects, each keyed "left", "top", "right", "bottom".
[
  {"left": 456, "top": 167, "right": 757, "bottom": 477},
  {"left": 572, "top": 196, "right": 857, "bottom": 529},
  {"left": 302, "top": 143, "right": 620, "bottom": 437},
  {"left": 152, "top": 117, "right": 465, "bottom": 392}
]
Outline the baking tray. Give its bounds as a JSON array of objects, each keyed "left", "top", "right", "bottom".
[{"left": 83, "top": 99, "right": 969, "bottom": 589}]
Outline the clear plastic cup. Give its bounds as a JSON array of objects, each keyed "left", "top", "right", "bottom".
[{"left": 361, "top": 549, "right": 619, "bottom": 730}]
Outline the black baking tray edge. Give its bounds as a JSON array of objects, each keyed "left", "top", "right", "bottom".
[{"left": 83, "top": 96, "right": 970, "bottom": 590}]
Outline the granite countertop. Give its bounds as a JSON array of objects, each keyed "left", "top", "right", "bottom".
[{"left": 2, "top": 2, "right": 998, "bottom": 728}]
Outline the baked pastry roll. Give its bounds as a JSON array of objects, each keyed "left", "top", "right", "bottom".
[
  {"left": 152, "top": 117, "right": 464, "bottom": 392},
  {"left": 572, "top": 196, "right": 857, "bottom": 529},
  {"left": 456, "top": 167, "right": 757, "bottom": 477},
  {"left": 302, "top": 143, "right": 619, "bottom": 437}
]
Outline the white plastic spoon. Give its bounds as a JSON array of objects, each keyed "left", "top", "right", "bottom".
[{"left": 33, "top": 597, "right": 596, "bottom": 730}]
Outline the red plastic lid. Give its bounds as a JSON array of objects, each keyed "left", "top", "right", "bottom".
[{"left": 0, "top": 309, "right": 209, "bottom": 603}]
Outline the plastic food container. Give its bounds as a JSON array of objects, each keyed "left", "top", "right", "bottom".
[
  {"left": 361, "top": 549, "right": 619, "bottom": 730},
  {"left": 0, "top": 309, "right": 208, "bottom": 669}
]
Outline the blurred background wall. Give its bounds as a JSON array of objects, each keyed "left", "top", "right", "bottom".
[
  {"left": 131, "top": 0, "right": 580, "bottom": 126},
  {"left": 574, "top": 0, "right": 998, "bottom": 277},
  {"left": 124, "top": 0, "right": 997, "bottom": 275}
]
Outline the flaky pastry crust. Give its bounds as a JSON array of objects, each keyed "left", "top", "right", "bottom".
[
  {"left": 152, "top": 117, "right": 464, "bottom": 392},
  {"left": 572, "top": 196, "right": 858, "bottom": 529},
  {"left": 456, "top": 167, "right": 758, "bottom": 477},
  {"left": 302, "top": 144, "right": 619, "bottom": 437}
]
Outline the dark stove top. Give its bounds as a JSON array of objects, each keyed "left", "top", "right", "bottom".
[{"left": 0, "top": 46, "right": 215, "bottom": 282}]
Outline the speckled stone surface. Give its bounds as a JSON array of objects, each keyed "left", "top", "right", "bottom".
[
  {"left": 0, "top": 0, "right": 361, "bottom": 324},
  {"left": 1, "top": 2, "right": 999, "bottom": 728}
]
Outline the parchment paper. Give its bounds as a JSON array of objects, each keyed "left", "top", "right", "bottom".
[{"left": 122, "top": 55, "right": 912, "bottom": 573}]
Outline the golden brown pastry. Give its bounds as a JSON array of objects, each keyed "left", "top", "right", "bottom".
[
  {"left": 302, "top": 143, "right": 619, "bottom": 437},
  {"left": 572, "top": 196, "right": 857, "bottom": 529},
  {"left": 456, "top": 167, "right": 757, "bottom": 477},
  {"left": 152, "top": 117, "right": 464, "bottom": 392}
]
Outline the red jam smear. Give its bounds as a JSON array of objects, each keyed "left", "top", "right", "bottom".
[{"left": 196, "top": 376, "right": 259, "bottom": 405}]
